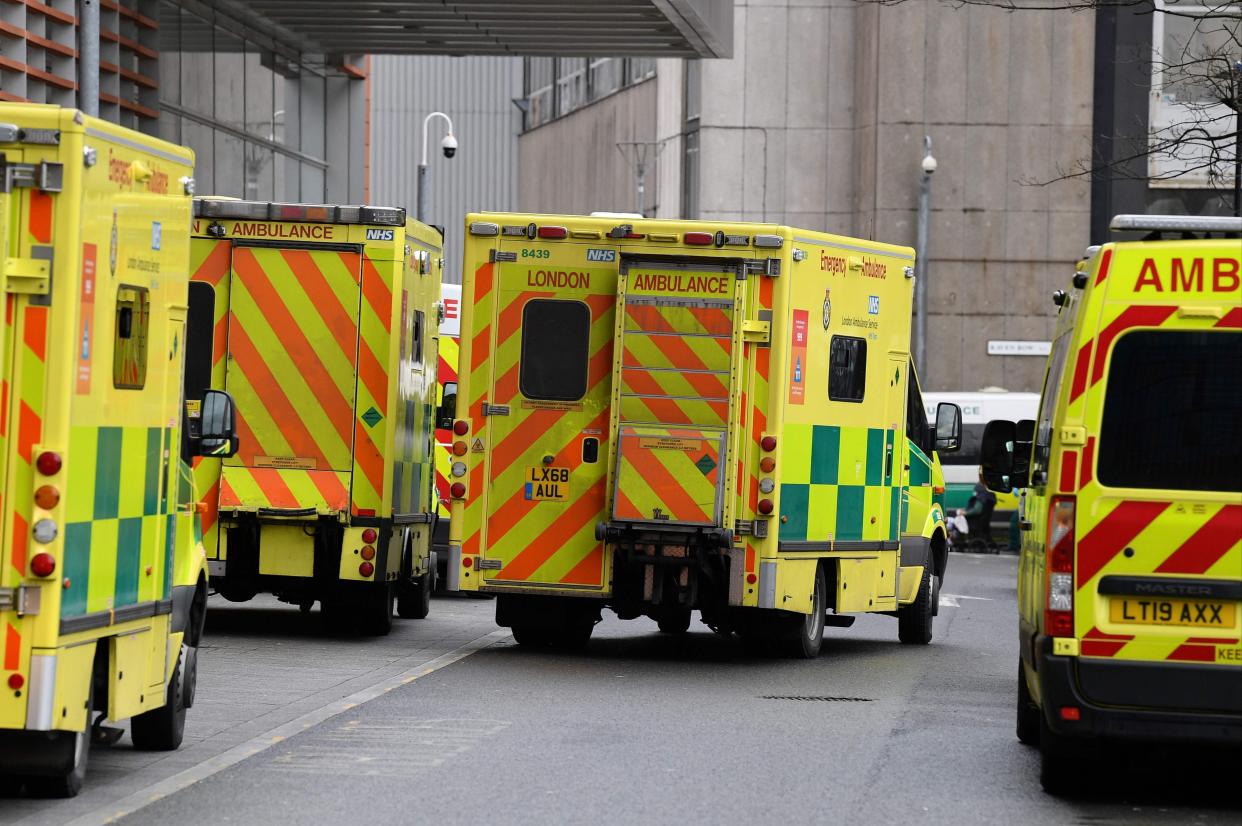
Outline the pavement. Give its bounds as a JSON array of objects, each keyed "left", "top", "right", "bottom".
[{"left": 4, "top": 554, "right": 1239, "bottom": 825}]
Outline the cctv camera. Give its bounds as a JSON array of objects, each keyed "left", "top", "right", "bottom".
[
  {"left": 441, "top": 134, "right": 458, "bottom": 159},
  {"left": 921, "top": 154, "right": 938, "bottom": 174}
]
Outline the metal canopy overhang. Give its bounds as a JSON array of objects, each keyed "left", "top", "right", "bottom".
[{"left": 211, "top": 0, "right": 733, "bottom": 58}]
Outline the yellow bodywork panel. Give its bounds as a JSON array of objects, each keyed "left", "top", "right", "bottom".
[{"left": 259, "top": 525, "right": 315, "bottom": 578}]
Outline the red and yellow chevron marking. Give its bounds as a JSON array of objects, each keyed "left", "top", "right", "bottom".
[
  {"left": 613, "top": 426, "right": 722, "bottom": 525},
  {"left": 7, "top": 305, "right": 47, "bottom": 581},
  {"left": 1069, "top": 305, "right": 1178, "bottom": 404},
  {"left": 470, "top": 271, "right": 615, "bottom": 586},
  {"left": 435, "top": 334, "right": 461, "bottom": 518},
  {"left": 220, "top": 467, "right": 351, "bottom": 512}
]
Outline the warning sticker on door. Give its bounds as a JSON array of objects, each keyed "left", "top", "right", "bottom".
[{"left": 789, "top": 309, "right": 808, "bottom": 405}]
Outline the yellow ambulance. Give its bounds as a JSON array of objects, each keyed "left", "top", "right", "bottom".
[
  {"left": 0, "top": 105, "right": 232, "bottom": 795},
  {"left": 188, "top": 199, "right": 443, "bottom": 634},
  {"left": 981, "top": 214, "right": 1242, "bottom": 793},
  {"left": 443, "top": 213, "right": 961, "bottom": 656}
]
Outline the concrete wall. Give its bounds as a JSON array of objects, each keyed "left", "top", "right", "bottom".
[
  {"left": 371, "top": 55, "right": 522, "bottom": 284},
  {"left": 517, "top": 78, "right": 660, "bottom": 216},
  {"left": 512, "top": 0, "right": 1097, "bottom": 393}
]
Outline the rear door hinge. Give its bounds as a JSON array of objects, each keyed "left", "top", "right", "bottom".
[
  {"left": 3, "top": 257, "right": 50, "bottom": 294},
  {"left": 476, "top": 558, "right": 502, "bottom": 570},
  {"left": 481, "top": 403, "right": 510, "bottom": 417},
  {"left": 0, "top": 585, "right": 42, "bottom": 616},
  {"left": 0, "top": 157, "right": 63, "bottom": 193}
]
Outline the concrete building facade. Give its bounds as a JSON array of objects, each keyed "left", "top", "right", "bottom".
[{"left": 516, "top": 0, "right": 1099, "bottom": 393}]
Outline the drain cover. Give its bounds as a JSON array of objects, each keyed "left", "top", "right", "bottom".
[{"left": 759, "top": 695, "right": 873, "bottom": 702}]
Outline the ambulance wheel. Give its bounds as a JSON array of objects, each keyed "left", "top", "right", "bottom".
[
  {"left": 898, "top": 565, "right": 934, "bottom": 645},
  {"left": 1038, "top": 715, "right": 1085, "bottom": 795},
  {"left": 25, "top": 724, "right": 90, "bottom": 798},
  {"left": 657, "top": 608, "right": 692, "bottom": 635},
  {"left": 360, "top": 583, "right": 396, "bottom": 636},
  {"left": 131, "top": 645, "right": 188, "bottom": 751},
  {"left": 397, "top": 572, "right": 432, "bottom": 620},
  {"left": 552, "top": 620, "right": 595, "bottom": 650},
  {"left": 1016, "top": 660, "right": 1041, "bottom": 746},
  {"left": 511, "top": 624, "right": 551, "bottom": 647},
  {"left": 784, "top": 565, "right": 825, "bottom": 659}
]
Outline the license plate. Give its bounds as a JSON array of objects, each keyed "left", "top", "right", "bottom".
[
  {"left": 1109, "top": 597, "right": 1237, "bottom": 628},
  {"left": 524, "top": 466, "right": 569, "bottom": 501}
]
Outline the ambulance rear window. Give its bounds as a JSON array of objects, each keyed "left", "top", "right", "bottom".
[
  {"left": 1098, "top": 330, "right": 1242, "bottom": 492},
  {"left": 520, "top": 299, "right": 590, "bottom": 401},
  {"left": 828, "top": 336, "right": 866, "bottom": 402}
]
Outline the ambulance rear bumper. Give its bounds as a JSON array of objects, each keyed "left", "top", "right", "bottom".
[
  {"left": 1037, "top": 636, "right": 1242, "bottom": 745},
  {"left": 595, "top": 521, "right": 731, "bottom": 548}
]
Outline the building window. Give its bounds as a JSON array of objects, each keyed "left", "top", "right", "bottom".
[
  {"left": 1147, "top": 2, "right": 1241, "bottom": 190},
  {"left": 521, "top": 57, "right": 658, "bottom": 131},
  {"left": 828, "top": 336, "right": 867, "bottom": 403},
  {"left": 682, "top": 60, "right": 702, "bottom": 219},
  {"left": 155, "top": 0, "right": 332, "bottom": 202},
  {"left": 519, "top": 300, "right": 591, "bottom": 401},
  {"left": 113, "top": 286, "right": 151, "bottom": 390}
]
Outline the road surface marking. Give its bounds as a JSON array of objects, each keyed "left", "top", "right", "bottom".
[
  {"left": 61, "top": 629, "right": 511, "bottom": 826},
  {"left": 939, "top": 594, "right": 992, "bottom": 608}
]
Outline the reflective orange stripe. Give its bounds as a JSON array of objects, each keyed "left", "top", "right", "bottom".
[
  {"left": 1076, "top": 500, "right": 1169, "bottom": 588},
  {"left": 22, "top": 304, "right": 46, "bottom": 360},
  {"left": 620, "top": 440, "right": 710, "bottom": 522},
  {"left": 361, "top": 256, "right": 393, "bottom": 332},
  {"left": 247, "top": 468, "right": 299, "bottom": 509},
  {"left": 194, "top": 240, "right": 230, "bottom": 285},
  {"left": 353, "top": 419, "right": 385, "bottom": 498},
  {"left": 226, "top": 322, "right": 328, "bottom": 467},
  {"left": 498, "top": 477, "right": 607, "bottom": 581},
  {"left": 10, "top": 513, "right": 27, "bottom": 577},
  {"left": 1155, "top": 504, "right": 1242, "bottom": 575},
  {"left": 497, "top": 290, "right": 553, "bottom": 346},
  {"left": 283, "top": 250, "right": 360, "bottom": 363},
  {"left": 560, "top": 544, "right": 604, "bottom": 585}
]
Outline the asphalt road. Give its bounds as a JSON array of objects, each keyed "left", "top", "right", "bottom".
[{"left": 7, "top": 554, "right": 1240, "bottom": 825}]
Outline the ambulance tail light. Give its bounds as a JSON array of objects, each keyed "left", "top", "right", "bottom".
[
  {"left": 361, "top": 528, "right": 377, "bottom": 544},
  {"left": 759, "top": 457, "right": 775, "bottom": 473},
  {"left": 760, "top": 435, "right": 777, "bottom": 452},
  {"left": 7, "top": 673, "right": 23, "bottom": 690},
  {"left": 453, "top": 420, "right": 470, "bottom": 436},
  {"left": 537, "top": 225, "right": 567, "bottom": 239},
  {"left": 30, "top": 553, "right": 56, "bottom": 578},
  {"left": 1045, "top": 497, "right": 1076, "bottom": 638},
  {"left": 684, "top": 232, "right": 713, "bottom": 246},
  {"left": 35, "top": 451, "right": 62, "bottom": 476},
  {"left": 450, "top": 482, "right": 466, "bottom": 499},
  {"left": 757, "top": 499, "right": 774, "bottom": 515},
  {"left": 359, "top": 561, "right": 374, "bottom": 578}
]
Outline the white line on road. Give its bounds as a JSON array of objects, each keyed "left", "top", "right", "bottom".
[
  {"left": 60, "top": 629, "right": 511, "bottom": 826},
  {"left": 938, "top": 593, "right": 993, "bottom": 608}
]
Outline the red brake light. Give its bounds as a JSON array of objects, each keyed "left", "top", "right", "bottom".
[
  {"left": 463, "top": 557, "right": 473, "bottom": 568},
  {"left": 746, "top": 573, "right": 757, "bottom": 585},
  {"left": 7, "top": 673, "right": 23, "bottom": 690},
  {"left": 1045, "top": 496, "right": 1076, "bottom": 636},
  {"left": 358, "top": 561, "right": 374, "bottom": 578},
  {"left": 684, "top": 232, "right": 712, "bottom": 246},
  {"left": 36, "top": 451, "right": 62, "bottom": 476},
  {"left": 1059, "top": 706, "right": 1081, "bottom": 721},
  {"left": 757, "top": 499, "right": 774, "bottom": 515},
  {"left": 361, "top": 528, "right": 377, "bottom": 544},
  {"left": 355, "top": 508, "right": 376, "bottom": 517},
  {"left": 450, "top": 482, "right": 466, "bottom": 499},
  {"left": 453, "top": 420, "right": 469, "bottom": 436},
  {"left": 537, "top": 225, "right": 567, "bottom": 239},
  {"left": 760, "top": 436, "right": 777, "bottom": 452},
  {"left": 30, "top": 553, "right": 56, "bottom": 578}
]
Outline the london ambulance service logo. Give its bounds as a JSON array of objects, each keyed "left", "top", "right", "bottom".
[{"left": 822, "top": 288, "right": 832, "bottom": 329}]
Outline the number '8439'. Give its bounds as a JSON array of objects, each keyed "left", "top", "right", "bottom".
[{"left": 521, "top": 248, "right": 550, "bottom": 259}]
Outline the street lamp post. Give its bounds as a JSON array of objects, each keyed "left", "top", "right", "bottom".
[
  {"left": 914, "top": 136, "right": 937, "bottom": 380},
  {"left": 418, "top": 112, "right": 457, "bottom": 225}
]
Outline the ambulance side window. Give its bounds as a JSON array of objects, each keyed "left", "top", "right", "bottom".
[
  {"left": 1032, "top": 333, "right": 1072, "bottom": 477},
  {"left": 828, "top": 335, "right": 866, "bottom": 402},
  {"left": 519, "top": 299, "right": 590, "bottom": 401},
  {"left": 412, "top": 310, "right": 425, "bottom": 365},
  {"left": 183, "top": 282, "right": 215, "bottom": 404},
  {"left": 113, "top": 285, "right": 150, "bottom": 390},
  {"left": 906, "top": 362, "right": 932, "bottom": 455}
]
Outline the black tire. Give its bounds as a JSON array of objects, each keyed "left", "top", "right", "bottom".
[
  {"left": 784, "top": 565, "right": 825, "bottom": 659},
  {"left": 397, "top": 572, "right": 432, "bottom": 620},
  {"left": 26, "top": 722, "right": 90, "bottom": 798},
  {"left": 1039, "top": 714, "right": 1085, "bottom": 795},
  {"left": 552, "top": 620, "right": 595, "bottom": 650},
  {"left": 131, "top": 646, "right": 189, "bottom": 751},
  {"left": 511, "top": 624, "right": 551, "bottom": 647},
  {"left": 898, "top": 564, "right": 935, "bottom": 645},
  {"left": 359, "top": 583, "right": 396, "bottom": 636},
  {"left": 656, "top": 608, "right": 692, "bottom": 635},
  {"left": 1016, "top": 660, "right": 1041, "bottom": 746}
]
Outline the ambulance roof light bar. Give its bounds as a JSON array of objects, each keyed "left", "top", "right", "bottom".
[
  {"left": 1110, "top": 214, "right": 1242, "bottom": 234},
  {"left": 194, "top": 198, "right": 406, "bottom": 227}
]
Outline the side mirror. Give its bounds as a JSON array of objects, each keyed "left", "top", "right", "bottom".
[
  {"left": 436, "top": 381, "right": 458, "bottom": 431},
  {"left": 933, "top": 402, "right": 962, "bottom": 453},
  {"left": 980, "top": 419, "right": 1016, "bottom": 493},
  {"left": 198, "top": 389, "right": 239, "bottom": 458}
]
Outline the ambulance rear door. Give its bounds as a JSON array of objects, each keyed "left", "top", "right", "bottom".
[{"left": 477, "top": 232, "right": 617, "bottom": 590}]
